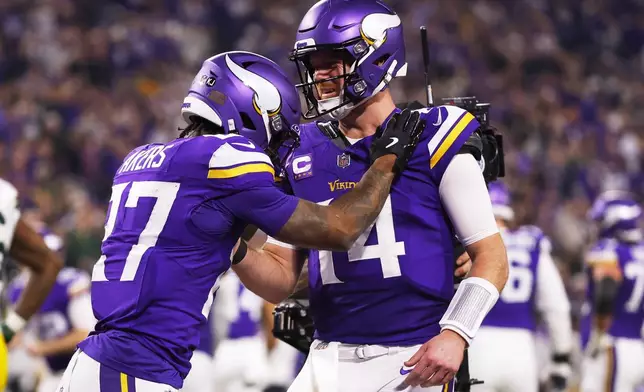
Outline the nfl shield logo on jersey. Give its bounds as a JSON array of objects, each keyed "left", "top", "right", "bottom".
[{"left": 337, "top": 153, "right": 351, "bottom": 169}]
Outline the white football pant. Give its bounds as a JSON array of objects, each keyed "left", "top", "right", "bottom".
[
  {"left": 56, "top": 350, "right": 178, "bottom": 392},
  {"left": 212, "top": 335, "right": 269, "bottom": 392},
  {"left": 468, "top": 327, "right": 538, "bottom": 392},
  {"left": 267, "top": 340, "right": 303, "bottom": 389},
  {"left": 288, "top": 339, "right": 454, "bottom": 392},
  {"left": 181, "top": 350, "right": 214, "bottom": 392},
  {"left": 37, "top": 370, "right": 64, "bottom": 392},
  {"left": 581, "top": 337, "right": 644, "bottom": 392},
  {"left": 8, "top": 345, "right": 41, "bottom": 392}
]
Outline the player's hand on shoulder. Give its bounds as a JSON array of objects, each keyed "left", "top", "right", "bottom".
[
  {"left": 370, "top": 108, "right": 426, "bottom": 174},
  {"left": 402, "top": 329, "right": 465, "bottom": 387}
]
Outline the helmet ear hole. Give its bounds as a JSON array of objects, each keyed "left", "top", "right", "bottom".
[
  {"left": 240, "top": 112, "right": 256, "bottom": 130},
  {"left": 372, "top": 54, "right": 390, "bottom": 67}
]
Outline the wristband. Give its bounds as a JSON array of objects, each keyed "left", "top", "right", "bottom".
[
  {"left": 4, "top": 309, "right": 26, "bottom": 334},
  {"left": 439, "top": 277, "right": 499, "bottom": 345},
  {"left": 232, "top": 240, "right": 248, "bottom": 265}
]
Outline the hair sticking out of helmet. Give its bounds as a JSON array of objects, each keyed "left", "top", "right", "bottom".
[
  {"left": 289, "top": 0, "right": 407, "bottom": 120},
  {"left": 589, "top": 191, "right": 643, "bottom": 243},
  {"left": 488, "top": 181, "right": 514, "bottom": 222},
  {"left": 180, "top": 51, "right": 301, "bottom": 171}
]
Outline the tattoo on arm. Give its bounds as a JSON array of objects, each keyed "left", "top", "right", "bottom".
[{"left": 276, "top": 156, "right": 396, "bottom": 250}]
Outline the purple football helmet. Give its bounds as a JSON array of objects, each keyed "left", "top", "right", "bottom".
[
  {"left": 289, "top": 0, "right": 407, "bottom": 120},
  {"left": 589, "top": 191, "right": 642, "bottom": 242},
  {"left": 488, "top": 181, "right": 514, "bottom": 221},
  {"left": 181, "top": 51, "right": 301, "bottom": 169}
]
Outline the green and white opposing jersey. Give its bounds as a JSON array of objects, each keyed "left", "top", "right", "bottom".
[{"left": 0, "top": 179, "right": 21, "bottom": 269}]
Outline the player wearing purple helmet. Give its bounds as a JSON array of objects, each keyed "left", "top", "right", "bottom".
[
  {"left": 580, "top": 191, "right": 644, "bottom": 392},
  {"left": 232, "top": 1, "right": 509, "bottom": 391},
  {"left": 468, "top": 182, "right": 573, "bottom": 392},
  {"left": 56, "top": 50, "right": 426, "bottom": 392}
]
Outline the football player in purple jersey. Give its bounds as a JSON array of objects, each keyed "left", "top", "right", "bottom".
[
  {"left": 0, "top": 179, "right": 63, "bottom": 390},
  {"left": 580, "top": 191, "right": 644, "bottom": 392},
  {"left": 56, "top": 50, "right": 426, "bottom": 392},
  {"left": 231, "top": 1, "right": 509, "bottom": 391},
  {"left": 467, "top": 182, "right": 573, "bottom": 392},
  {"left": 7, "top": 226, "right": 95, "bottom": 392}
]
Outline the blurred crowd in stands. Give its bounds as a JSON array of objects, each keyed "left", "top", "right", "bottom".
[{"left": 1, "top": 0, "right": 643, "bottom": 323}]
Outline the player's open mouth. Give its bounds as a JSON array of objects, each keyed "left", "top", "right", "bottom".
[{"left": 319, "top": 87, "right": 339, "bottom": 99}]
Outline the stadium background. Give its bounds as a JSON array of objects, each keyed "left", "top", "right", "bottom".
[{"left": 1, "top": 0, "right": 643, "bottom": 390}]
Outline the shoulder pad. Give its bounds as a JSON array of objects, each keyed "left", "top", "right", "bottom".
[
  {"left": 0, "top": 178, "right": 18, "bottom": 201},
  {"left": 423, "top": 105, "right": 479, "bottom": 169},
  {"left": 518, "top": 225, "right": 545, "bottom": 238},
  {"left": 203, "top": 134, "right": 275, "bottom": 179},
  {"left": 58, "top": 267, "right": 91, "bottom": 297},
  {"left": 586, "top": 239, "right": 618, "bottom": 265},
  {"left": 513, "top": 225, "right": 547, "bottom": 252},
  {"left": 0, "top": 178, "right": 21, "bottom": 256}
]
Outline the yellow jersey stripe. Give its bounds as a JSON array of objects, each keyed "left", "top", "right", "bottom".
[
  {"left": 120, "top": 372, "right": 128, "bottom": 392},
  {"left": 430, "top": 112, "right": 475, "bottom": 169},
  {"left": 207, "top": 162, "right": 275, "bottom": 179}
]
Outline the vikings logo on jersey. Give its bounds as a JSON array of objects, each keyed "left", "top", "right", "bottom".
[{"left": 277, "top": 104, "right": 480, "bottom": 346}]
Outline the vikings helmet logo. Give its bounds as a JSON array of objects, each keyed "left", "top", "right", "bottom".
[{"left": 225, "top": 54, "right": 282, "bottom": 117}]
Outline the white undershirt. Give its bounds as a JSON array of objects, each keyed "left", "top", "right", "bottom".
[
  {"left": 268, "top": 153, "right": 499, "bottom": 249},
  {"left": 345, "top": 136, "right": 361, "bottom": 145},
  {"left": 438, "top": 153, "right": 499, "bottom": 246}
]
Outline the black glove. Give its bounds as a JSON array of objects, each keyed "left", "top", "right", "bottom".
[
  {"left": 1, "top": 322, "right": 16, "bottom": 344},
  {"left": 549, "top": 353, "right": 571, "bottom": 391},
  {"left": 370, "top": 108, "right": 426, "bottom": 173}
]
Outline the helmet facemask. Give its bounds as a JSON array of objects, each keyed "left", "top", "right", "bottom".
[
  {"left": 264, "top": 114, "right": 301, "bottom": 174},
  {"left": 290, "top": 38, "right": 372, "bottom": 120}
]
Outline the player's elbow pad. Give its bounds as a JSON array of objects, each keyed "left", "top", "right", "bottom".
[{"left": 594, "top": 276, "right": 619, "bottom": 315}]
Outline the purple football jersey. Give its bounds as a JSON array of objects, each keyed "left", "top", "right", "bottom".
[
  {"left": 79, "top": 134, "right": 298, "bottom": 389},
  {"left": 482, "top": 226, "right": 545, "bottom": 331},
  {"left": 281, "top": 105, "right": 480, "bottom": 346},
  {"left": 197, "top": 312, "right": 214, "bottom": 356},
  {"left": 580, "top": 239, "right": 644, "bottom": 347},
  {"left": 9, "top": 267, "right": 90, "bottom": 372}
]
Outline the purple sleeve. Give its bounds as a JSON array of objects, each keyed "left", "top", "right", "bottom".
[{"left": 220, "top": 182, "right": 299, "bottom": 237}]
